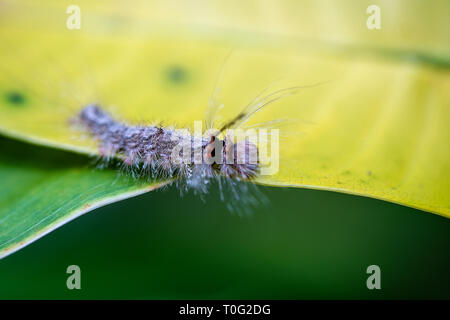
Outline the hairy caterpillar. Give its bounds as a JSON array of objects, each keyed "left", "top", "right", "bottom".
[
  {"left": 75, "top": 75, "right": 315, "bottom": 211},
  {"left": 75, "top": 84, "right": 304, "bottom": 192},
  {"left": 77, "top": 104, "right": 260, "bottom": 192}
]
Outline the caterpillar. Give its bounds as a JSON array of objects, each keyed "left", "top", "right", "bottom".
[
  {"left": 75, "top": 85, "right": 302, "bottom": 204},
  {"left": 77, "top": 104, "right": 259, "bottom": 191}
]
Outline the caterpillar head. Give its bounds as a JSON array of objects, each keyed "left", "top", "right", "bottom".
[{"left": 204, "top": 135, "right": 259, "bottom": 180}]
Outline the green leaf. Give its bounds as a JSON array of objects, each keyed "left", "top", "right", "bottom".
[{"left": 0, "top": 137, "right": 164, "bottom": 259}]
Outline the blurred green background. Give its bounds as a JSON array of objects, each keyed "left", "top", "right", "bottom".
[{"left": 0, "top": 137, "right": 449, "bottom": 299}]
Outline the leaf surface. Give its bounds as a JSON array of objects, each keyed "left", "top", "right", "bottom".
[
  {"left": 0, "top": 0, "right": 449, "bottom": 220},
  {"left": 0, "top": 138, "right": 164, "bottom": 259}
]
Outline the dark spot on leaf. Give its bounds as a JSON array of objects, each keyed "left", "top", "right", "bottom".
[
  {"left": 166, "top": 66, "right": 188, "bottom": 84},
  {"left": 5, "top": 91, "right": 26, "bottom": 106}
]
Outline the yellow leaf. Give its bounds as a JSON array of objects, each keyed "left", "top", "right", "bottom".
[{"left": 0, "top": 0, "right": 449, "bottom": 217}]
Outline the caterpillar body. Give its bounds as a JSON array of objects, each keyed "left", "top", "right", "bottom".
[{"left": 77, "top": 104, "right": 260, "bottom": 194}]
